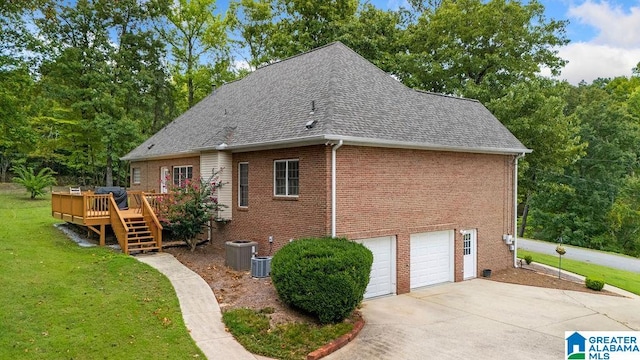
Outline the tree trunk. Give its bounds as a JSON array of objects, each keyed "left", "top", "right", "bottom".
[
  {"left": 0, "top": 155, "right": 9, "bottom": 183},
  {"left": 188, "top": 75, "right": 194, "bottom": 108},
  {"left": 187, "top": 41, "right": 194, "bottom": 108},
  {"left": 105, "top": 153, "right": 113, "bottom": 187}
]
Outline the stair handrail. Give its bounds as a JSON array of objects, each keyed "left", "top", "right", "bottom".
[
  {"left": 140, "top": 195, "right": 163, "bottom": 250},
  {"left": 108, "top": 194, "right": 130, "bottom": 254},
  {"left": 140, "top": 196, "right": 163, "bottom": 230}
]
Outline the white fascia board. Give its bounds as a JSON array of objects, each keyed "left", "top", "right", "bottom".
[
  {"left": 194, "top": 136, "right": 328, "bottom": 153},
  {"left": 120, "top": 150, "right": 201, "bottom": 162},
  {"left": 323, "top": 135, "right": 532, "bottom": 155},
  {"left": 128, "top": 135, "right": 532, "bottom": 159}
]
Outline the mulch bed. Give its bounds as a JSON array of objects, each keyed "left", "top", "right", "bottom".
[{"left": 488, "top": 265, "right": 621, "bottom": 296}]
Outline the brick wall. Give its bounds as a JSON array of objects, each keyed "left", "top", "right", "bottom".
[
  {"left": 334, "top": 146, "right": 515, "bottom": 294},
  {"left": 213, "top": 145, "right": 331, "bottom": 253},
  {"left": 132, "top": 145, "right": 517, "bottom": 296},
  {"left": 129, "top": 156, "right": 201, "bottom": 193}
]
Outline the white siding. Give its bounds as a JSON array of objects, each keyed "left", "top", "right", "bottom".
[
  {"left": 217, "top": 151, "right": 233, "bottom": 220},
  {"left": 200, "top": 152, "right": 217, "bottom": 180},
  {"left": 200, "top": 151, "right": 233, "bottom": 220}
]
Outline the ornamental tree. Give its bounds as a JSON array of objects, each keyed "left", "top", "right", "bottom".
[{"left": 157, "top": 171, "right": 227, "bottom": 251}]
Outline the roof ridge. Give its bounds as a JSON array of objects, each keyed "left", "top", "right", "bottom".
[
  {"left": 331, "top": 43, "right": 483, "bottom": 104},
  {"left": 412, "top": 88, "right": 480, "bottom": 103},
  {"left": 255, "top": 41, "right": 344, "bottom": 71},
  {"left": 202, "top": 42, "right": 346, "bottom": 108}
]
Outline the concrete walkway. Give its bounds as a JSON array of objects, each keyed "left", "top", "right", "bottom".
[{"left": 136, "top": 253, "right": 269, "bottom": 360}]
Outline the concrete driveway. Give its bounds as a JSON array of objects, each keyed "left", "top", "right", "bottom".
[{"left": 325, "top": 279, "right": 640, "bottom": 359}]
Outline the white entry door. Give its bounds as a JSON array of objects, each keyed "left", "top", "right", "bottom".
[
  {"left": 463, "top": 229, "right": 477, "bottom": 279},
  {"left": 160, "top": 167, "right": 170, "bottom": 193}
]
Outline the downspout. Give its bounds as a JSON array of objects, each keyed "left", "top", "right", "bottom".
[
  {"left": 513, "top": 152, "right": 526, "bottom": 267},
  {"left": 331, "top": 140, "right": 344, "bottom": 238}
]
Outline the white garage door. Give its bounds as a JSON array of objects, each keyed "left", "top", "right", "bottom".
[
  {"left": 410, "top": 230, "right": 454, "bottom": 289},
  {"left": 356, "top": 236, "right": 396, "bottom": 299}
]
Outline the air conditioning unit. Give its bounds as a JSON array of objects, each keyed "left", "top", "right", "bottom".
[
  {"left": 225, "top": 240, "right": 257, "bottom": 271},
  {"left": 251, "top": 256, "right": 272, "bottom": 278}
]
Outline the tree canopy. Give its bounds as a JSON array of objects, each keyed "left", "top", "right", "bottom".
[{"left": 2, "top": 0, "right": 640, "bottom": 256}]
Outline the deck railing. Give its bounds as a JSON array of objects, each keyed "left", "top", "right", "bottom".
[
  {"left": 86, "top": 193, "right": 111, "bottom": 218},
  {"left": 51, "top": 192, "right": 111, "bottom": 223},
  {"left": 52, "top": 190, "right": 165, "bottom": 254},
  {"left": 143, "top": 193, "right": 171, "bottom": 214}
]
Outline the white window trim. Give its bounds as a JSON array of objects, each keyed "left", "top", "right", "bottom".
[
  {"left": 132, "top": 168, "right": 141, "bottom": 185},
  {"left": 160, "top": 167, "right": 169, "bottom": 193},
  {"left": 273, "top": 159, "right": 299, "bottom": 197},
  {"left": 238, "top": 162, "right": 249, "bottom": 207},
  {"left": 173, "top": 165, "right": 193, "bottom": 186}
]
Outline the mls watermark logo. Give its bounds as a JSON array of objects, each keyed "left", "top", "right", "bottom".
[
  {"left": 566, "top": 331, "right": 640, "bottom": 359},
  {"left": 566, "top": 332, "right": 587, "bottom": 359}
]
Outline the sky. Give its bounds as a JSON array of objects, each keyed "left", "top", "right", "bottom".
[{"left": 378, "top": 0, "right": 640, "bottom": 84}]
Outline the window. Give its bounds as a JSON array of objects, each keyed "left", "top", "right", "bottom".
[
  {"left": 239, "top": 162, "right": 248, "bottom": 207},
  {"left": 132, "top": 168, "right": 141, "bottom": 185},
  {"left": 274, "top": 159, "right": 299, "bottom": 196},
  {"left": 463, "top": 233, "right": 471, "bottom": 255},
  {"left": 173, "top": 165, "right": 193, "bottom": 186}
]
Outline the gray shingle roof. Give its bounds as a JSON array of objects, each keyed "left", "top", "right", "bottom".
[{"left": 122, "top": 42, "right": 529, "bottom": 161}]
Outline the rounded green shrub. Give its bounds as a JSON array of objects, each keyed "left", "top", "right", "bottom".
[
  {"left": 523, "top": 255, "right": 533, "bottom": 265},
  {"left": 585, "top": 277, "right": 605, "bottom": 291},
  {"left": 270, "top": 237, "right": 373, "bottom": 324}
]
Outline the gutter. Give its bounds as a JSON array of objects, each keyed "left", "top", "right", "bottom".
[
  {"left": 331, "top": 140, "right": 343, "bottom": 238},
  {"left": 120, "top": 150, "right": 200, "bottom": 162},
  {"left": 513, "top": 152, "right": 526, "bottom": 267},
  {"left": 192, "top": 135, "right": 531, "bottom": 156},
  {"left": 123, "top": 134, "right": 531, "bottom": 162},
  {"left": 322, "top": 135, "right": 532, "bottom": 156}
]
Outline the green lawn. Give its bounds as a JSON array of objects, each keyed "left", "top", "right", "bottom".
[
  {"left": 518, "top": 249, "right": 640, "bottom": 295},
  {"left": 0, "top": 186, "right": 203, "bottom": 359},
  {"left": 223, "top": 308, "right": 353, "bottom": 360}
]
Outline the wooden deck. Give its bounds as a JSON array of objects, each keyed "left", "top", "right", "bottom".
[{"left": 52, "top": 191, "right": 164, "bottom": 254}]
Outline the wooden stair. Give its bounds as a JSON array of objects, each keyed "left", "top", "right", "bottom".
[{"left": 125, "top": 216, "right": 159, "bottom": 253}]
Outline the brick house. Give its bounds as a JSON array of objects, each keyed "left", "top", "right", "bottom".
[{"left": 122, "top": 42, "right": 530, "bottom": 297}]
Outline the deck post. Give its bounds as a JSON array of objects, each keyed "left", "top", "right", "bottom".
[{"left": 99, "top": 224, "right": 106, "bottom": 246}]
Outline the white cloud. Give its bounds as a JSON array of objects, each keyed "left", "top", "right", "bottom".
[
  {"left": 568, "top": 1, "right": 640, "bottom": 48},
  {"left": 543, "top": 1, "right": 640, "bottom": 84},
  {"left": 232, "top": 59, "right": 251, "bottom": 71},
  {"left": 554, "top": 42, "right": 640, "bottom": 83}
]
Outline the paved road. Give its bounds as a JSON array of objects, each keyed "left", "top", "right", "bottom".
[{"left": 518, "top": 238, "right": 640, "bottom": 273}]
